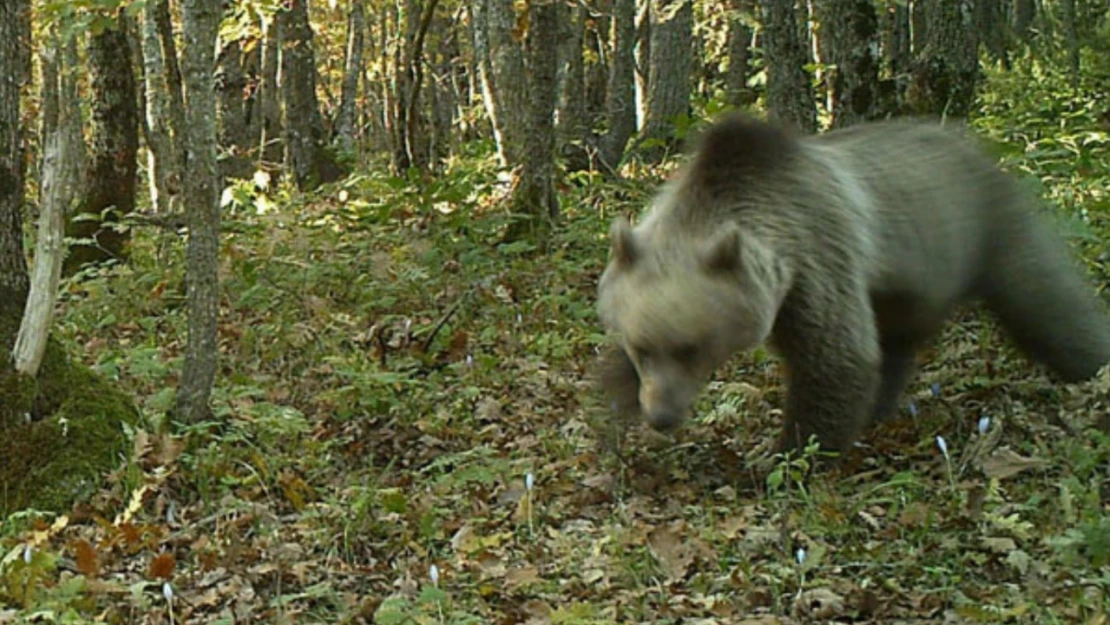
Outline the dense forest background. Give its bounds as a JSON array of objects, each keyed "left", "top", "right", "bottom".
[{"left": 3, "top": 0, "right": 1110, "bottom": 622}]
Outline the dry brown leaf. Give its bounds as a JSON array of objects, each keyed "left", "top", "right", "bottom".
[
  {"left": 505, "top": 565, "right": 540, "bottom": 589},
  {"left": 72, "top": 539, "right": 99, "bottom": 577},
  {"left": 149, "top": 552, "right": 177, "bottom": 580},
  {"left": 792, "top": 587, "right": 846, "bottom": 620},
  {"left": 647, "top": 524, "right": 696, "bottom": 581},
  {"left": 978, "top": 446, "right": 1046, "bottom": 480}
]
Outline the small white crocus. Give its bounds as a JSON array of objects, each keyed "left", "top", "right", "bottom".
[
  {"left": 936, "top": 435, "right": 949, "bottom": 459},
  {"left": 516, "top": 313, "right": 522, "bottom": 325},
  {"left": 978, "top": 415, "right": 991, "bottom": 436},
  {"left": 525, "top": 472, "right": 534, "bottom": 491},
  {"left": 430, "top": 563, "right": 440, "bottom": 586},
  {"left": 795, "top": 547, "right": 806, "bottom": 565},
  {"left": 465, "top": 354, "right": 473, "bottom": 368},
  {"left": 23, "top": 545, "right": 31, "bottom": 564},
  {"left": 162, "top": 581, "right": 174, "bottom": 601}
]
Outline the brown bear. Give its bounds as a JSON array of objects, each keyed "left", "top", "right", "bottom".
[{"left": 596, "top": 113, "right": 1110, "bottom": 456}]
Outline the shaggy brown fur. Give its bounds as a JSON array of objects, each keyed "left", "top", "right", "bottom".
[{"left": 597, "top": 113, "right": 1110, "bottom": 456}]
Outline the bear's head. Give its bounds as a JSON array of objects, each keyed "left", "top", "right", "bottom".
[{"left": 596, "top": 215, "right": 782, "bottom": 432}]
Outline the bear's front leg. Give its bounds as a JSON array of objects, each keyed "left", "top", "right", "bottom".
[{"left": 772, "top": 293, "right": 882, "bottom": 457}]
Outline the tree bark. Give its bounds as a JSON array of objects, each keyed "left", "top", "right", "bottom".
[
  {"left": 1013, "top": 0, "right": 1036, "bottom": 42},
  {"left": 336, "top": 0, "right": 366, "bottom": 153},
  {"left": 216, "top": 21, "right": 252, "bottom": 179},
  {"left": 976, "top": 0, "right": 1010, "bottom": 68},
  {"left": 504, "top": 0, "right": 561, "bottom": 244},
  {"left": 725, "top": 0, "right": 753, "bottom": 108},
  {"left": 15, "top": 27, "right": 81, "bottom": 377},
  {"left": 1061, "top": 0, "right": 1080, "bottom": 88},
  {"left": 280, "top": 0, "right": 342, "bottom": 190},
  {"left": 557, "top": 2, "right": 591, "bottom": 172},
  {"left": 475, "top": 0, "right": 530, "bottom": 166},
  {"left": 65, "top": 11, "right": 140, "bottom": 276},
  {"left": 0, "top": 0, "right": 31, "bottom": 322},
  {"left": 827, "top": 0, "right": 881, "bottom": 128},
  {"left": 601, "top": 0, "right": 637, "bottom": 171},
  {"left": 153, "top": 0, "right": 187, "bottom": 187},
  {"left": 762, "top": 0, "right": 817, "bottom": 133},
  {"left": 634, "top": 0, "right": 693, "bottom": 159},
  {"left": 258, "top": 15, "right": 284, "bottom": 169},
  {"left": 907, "top": 0, "right": 978, "bottom": 119},
  {"left": 142, "top": 0, "right": 178, "bottom": 214},
  {"left": 175, "top": 0, "right": 222, "bottom": 423}
]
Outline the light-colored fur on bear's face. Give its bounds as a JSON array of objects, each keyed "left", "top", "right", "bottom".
[{"left": 597, "top": 215, "right": 783, "bottom": 432}]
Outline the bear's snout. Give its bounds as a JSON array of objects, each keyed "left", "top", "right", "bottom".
[{"left": 643, "top": 408, "right": 686, "bottom": 431}]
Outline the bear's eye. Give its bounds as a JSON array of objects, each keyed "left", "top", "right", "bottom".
[
  {"left": 673, "top": 343, "right": 699, "bottom": 364},
  {"left": 629, "top": 345, "right": 654, "bottom": 363}
]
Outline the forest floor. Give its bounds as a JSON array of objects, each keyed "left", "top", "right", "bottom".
[{"left": 6, "top": 91, "right": 1110, "bottom": 624}]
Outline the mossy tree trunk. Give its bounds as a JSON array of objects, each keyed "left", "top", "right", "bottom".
[
  {"left": 762, "top": 0, "right": 817, "bottom": 133},
  {"left": 0, "top": 0, "right": 31, "bottom": 324},
  {"left": 336, "top": 0, "right": 366, "bottom": 154},
  {"left": 907, "top": 0, "right": 978, "bottom": 119},
  {"left": 0, "top": 0, "right": 139, "bottom": 516},
  {"left": 724, "top": 0, "right": 753, "bottom": 108},
  {"left": 503, "top": 0, "right": 561, "bottom": 245},
  {"left": 827, "top": 0, "right": 881, "bottom": 128},
  {"left": 600, "top": 0, "right": 637, "bottom": 173},
  {"left": 633, "top": 0, "right": 693, "bottom": 160},
  {"left": 557, "top": 3, "right": 591, "bottom": 173},
  {"left": 141, "top": 0, "right": 179, "bottom": 215},
  {"left": 280, "top": 0, "right": 343, "bottom": 190},
  {"left": 176, "top": 0, "right": 222, "bottom": 423},
  {"left": 258, "top": 16, "right": 284, "bottom": 170},
  {"left": 64, "top": 10, "right": 139, "bottom": 276},
  {"left": 216, "top": 3, "right": 254, "bottom": 180}
]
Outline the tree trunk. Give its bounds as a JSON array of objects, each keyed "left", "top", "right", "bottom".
[
  {"left": 216, "top": 24, "right": 252, "bottom": 179},
  {"left": 153, "top": 0, "right": 187, "bottom": 187},
  {"left": 0, "top": 0, "right": 31, "bottom": 322},
  {"left": 762, "top": 0, "right": 817, "bottom": 133},
  {"left": 976, "top": 0, "right": 1010, "bottom": 68},
  {"left": 258, "top": 16, "right": 283, "bottom": 170},
  {"left": 634, "top": 0, "right": 693, "bottom": 159},
  {"left": 827, "top": 0, "right": 881, "bottom": 128},
  {"left": 475, "top": 0, "right": 530, "bottom": 166},
  {"left": 175, "top": 0, "right": 222, "bottom": 423},
  {"left": 336, "top": 0, "right": 366, "bottom": 154},
  {"left": 1061, "top": 0, "right": 1080, "bottom": 88},
  {"left": 558, "top": 2, "right": 592, "bottom": 172},
  {"left": 15, "top": 27, "right": 81, "bottom": 377},
  {"left": 601, "top": 0, "right": 637, "bottom": 171},
  {"left": 280, "top": 0, "right": 342, "bottom": 190},
  {"left": 1013, "top": 0, "right": 1036, "bottom": 42},
  {"left": 725, "top": 0, "right": 753, "bottom": 107},
  {"left": 504, "top": 0, "right": 561, "bottom": 244},
  {"left": 634, "top": 0, "right": 650, "bottom": 128},
  {"left": 907, "top": 0, "right": 978, "bottom": 119},
  {"left": 583, "top": 13, "right": 609, "bottom": 128},
  {"left": 65, "top": 11, "right": 139, "bottom": 276},
  {"left": 142, "top": 0, "right": 178, "bottom": 214},
  {"left": 391, "top": 0, "right": 440, "bottom": 172}
]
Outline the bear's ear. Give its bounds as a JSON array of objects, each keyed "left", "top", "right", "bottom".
[
  {"left": 610, "top": 217, "right": 639, "bottom": 267},
  {"left": 698, "top": 224, "right": 741, "bottom": 273}
]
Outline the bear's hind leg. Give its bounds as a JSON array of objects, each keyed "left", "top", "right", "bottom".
[
  {"left": 870, "top": 338, "right": 919, "bottom": 425},
  {"left": 980, "top": 211, "right": 1110, "bottom": 382}
]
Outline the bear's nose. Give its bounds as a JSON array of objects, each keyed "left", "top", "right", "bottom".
[{"left": 643, "top": 407, "right": 684, "bottom": 431}]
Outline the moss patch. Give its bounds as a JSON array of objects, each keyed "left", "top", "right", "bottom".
[{"left": 0, "top": 318, "right": 139, "bottom": 516}]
